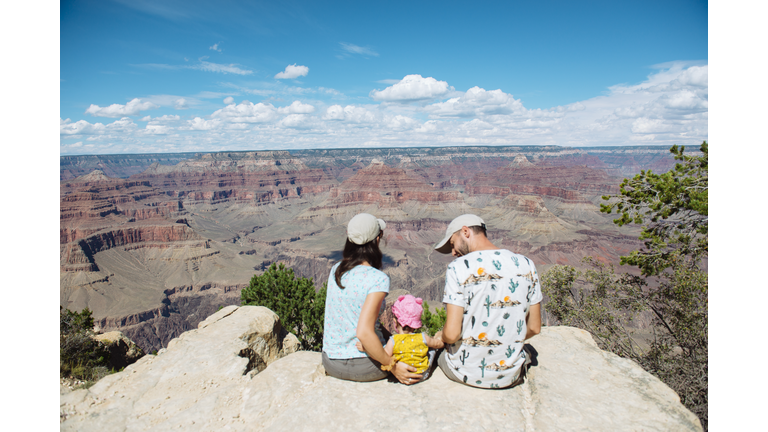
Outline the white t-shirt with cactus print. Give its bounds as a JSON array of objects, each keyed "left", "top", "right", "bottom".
[{"left": 442, "top": 249, "right": 542, "bottom": 388}]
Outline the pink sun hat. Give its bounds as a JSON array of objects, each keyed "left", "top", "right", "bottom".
[{"left": 392, "top": 294, "right": 423, "bottom": 329}]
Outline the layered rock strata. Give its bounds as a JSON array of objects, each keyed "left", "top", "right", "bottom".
[
  {"left": 131, "top": 152, "right": 338, "bottom": 205},
  {"left": 60, "top": 146, "right": 672, "bottom": 354},
  {"left": 329, "top": 160, "right": 459, "bottom": 205}
]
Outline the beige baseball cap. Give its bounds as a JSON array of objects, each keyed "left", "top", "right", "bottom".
[
  {"left": 347, "top": 213, "right": 386, "bottom": 245},
  {"left": 434, "top": 214, "right": 486, "bottom": 254}
]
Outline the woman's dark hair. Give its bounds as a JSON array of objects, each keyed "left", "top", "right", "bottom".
[{"left": 334, "top": 232, "right": 383, "bottom": 289}]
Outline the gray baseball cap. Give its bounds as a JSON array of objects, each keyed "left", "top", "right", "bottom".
[
  {"left": 434, "top": 214, "right": 486, "bottom": 254},
  {"left": 347, "top": 213, "right": 386, "bottom": 245}
]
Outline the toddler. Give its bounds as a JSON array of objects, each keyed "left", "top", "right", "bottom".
[{"left": 358, "top": 294, "right": 444, "bottom": 380}]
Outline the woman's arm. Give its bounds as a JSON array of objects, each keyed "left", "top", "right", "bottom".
[
  {"left": 356, "top": 292, "right": 390, "bottom": 365},
  {"left": 357, "top": 292, "right": 422, "bottom": 384}
]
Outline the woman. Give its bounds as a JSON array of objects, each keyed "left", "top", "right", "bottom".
[{"left": 322, "top": 213, "right": 423, "bottom": 385}]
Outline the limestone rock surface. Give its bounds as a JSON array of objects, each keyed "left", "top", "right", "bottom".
[
  {"left": 93, "top": 331, "right": 145, "bottom": 369},
  {"left": 61, "top": 306, "right": 701, "bottom": 431}
]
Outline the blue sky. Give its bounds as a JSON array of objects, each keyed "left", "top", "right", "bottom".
[{"left": 59, "top": 0, "right": 708, "bottom": 155}]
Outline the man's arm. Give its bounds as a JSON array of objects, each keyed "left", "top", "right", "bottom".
[
  {"left": 525, "top": 303, "right": 541, "bottom": 340},
  {"left": 439, "top": 304, "right": 464, "bottom": 345}
]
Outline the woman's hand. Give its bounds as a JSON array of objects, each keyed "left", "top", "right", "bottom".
[{"left": 391, "top": 360, "right": 423, "bottom": 385}]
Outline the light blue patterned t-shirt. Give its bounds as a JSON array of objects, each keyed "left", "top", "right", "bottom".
[{"left": 323, "top": 263, "right": 389, "bottom": 359}]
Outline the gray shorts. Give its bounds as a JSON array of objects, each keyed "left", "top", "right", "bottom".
[
  {"left": 322, "top": 351, "right": 389, "bottom": 382},
  {"left": 437, "top": 345, "right": 532, "bottom": 389},
  {"left": 322, "top": 349, "right": 438, "bottom": 383}
]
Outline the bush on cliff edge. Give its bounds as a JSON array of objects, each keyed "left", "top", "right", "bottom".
[
  {"left": 241, "top": 263, "right": 326, "bottom": 351},
  {"left": 542, "top": 142, "right": 708, "bottom": 430},
  {"left": 60, "top": 307, "right": 111, "bottom": 382}
]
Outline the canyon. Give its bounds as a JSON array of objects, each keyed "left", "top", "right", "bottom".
[{"left": 60, "top": 145, "right": 692, "bottom": 352}]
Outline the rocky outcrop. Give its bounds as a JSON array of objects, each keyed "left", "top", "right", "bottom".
[
  {"left": 61, "top": 306, "right": 702, "bottom": 431},
  {"left": 93, "top": 331, "right": 145, "bottom": 370}
]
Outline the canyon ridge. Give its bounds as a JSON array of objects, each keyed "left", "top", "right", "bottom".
[{"left": 60, "top": 145, "right": 693, "bottom": 352}]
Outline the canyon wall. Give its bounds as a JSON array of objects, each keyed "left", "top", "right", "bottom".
[{"left": 60, "top": 145, "right": 696, "bottom": 352}]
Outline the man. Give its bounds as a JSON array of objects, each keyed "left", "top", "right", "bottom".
[{"left": 433, "top": 214, "right": 541, "bottom": 389}]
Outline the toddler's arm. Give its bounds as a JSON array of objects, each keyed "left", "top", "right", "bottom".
[
  {"left": 356, "top": 338, "right": 393, "bottom": 353},
  {"left": 384, "top": 338, "right": 394, "bottom": 356},
  {"left": 423, "top": 333, "right": 444, "bottom": 349}
]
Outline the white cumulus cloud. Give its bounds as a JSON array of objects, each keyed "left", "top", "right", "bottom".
[
  {"left": 174, "top": 98, "right": 188, "bottom": 109},
  {"left": 223, "top": 96, "right": 235, "bottom": 105},
  {"left": 278, "top": 114, "right": 315, "bottom": 129},
  {"left": 323, "top": 105, "right": 345, "bottom": 120},
  {"left": 211, "top": 101, "right": 277, "bottom": 123},
  {"left": 85, "top": 98, "right": 159, "bottom": 118},
  {"left": 277, "top": 101, "right": 316, "bottom": 114},
  {"left": 209, "top": 43, "right": 222, "bottom": 52},
  {"left": 60, "top": 117, "right": 138, "bottom": 135},
  {"left": 370, "top": 75, "right": 453, "bottom": 102},
  {"left": 631, "top": 118, "right": 676, "bottom": 134},
  {"left": 185, "top": 117, "right": 222, "bottom": 131},
  {"left": 142, "top": 124, "right": 171, "bottom": 135},
  {"left": 275, "top": 64, "right": 309, "bottom": 79},
  {"left": 427, "top": 87, "right": 524, "bottom": 118},
  {"left": 322, "top": 105, "right": 378, "bottom": 123}
]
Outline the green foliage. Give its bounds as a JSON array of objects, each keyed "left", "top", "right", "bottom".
[
  {"left": 545, "top": 143, "right": 709, "bottom": 429},
  {"left": 542, "top": 259, "right": 707, "bottom": 427},
  {"left": 241, "top": 263, "right": 326, "bottom": 351},
  {"left": 601, "top": 141, "right": 708, "bottom": 276},
  {"left": 419, "top": 300, "right": 446, "bottom": 336},
  {"left": 60, "top": 307, "right": 111, "bottom": 381}
]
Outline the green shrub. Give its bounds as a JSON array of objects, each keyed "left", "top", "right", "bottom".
[
  {"left": 545, "top": 142, "right": 708, "bottom": 430},
  {"left": 420, "top": 300, "right": 446, "bottom": 336},
  {"left": 60, "top": 307, "right": 111, "bottom": 381},
  {"left": 241, "top": 263, "right": 326, "bottom": 351}
]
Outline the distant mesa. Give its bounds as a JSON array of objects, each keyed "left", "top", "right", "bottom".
[
  {"left": 75, "top": 169, "right": 111, "bottom": 182},
  {"left": 508, "top": 155, "right": 534, "bottom": 167}
]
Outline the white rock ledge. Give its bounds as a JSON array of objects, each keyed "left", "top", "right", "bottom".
[{"left": 61, "top": 305, "right": 702, "bottom": 431}]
